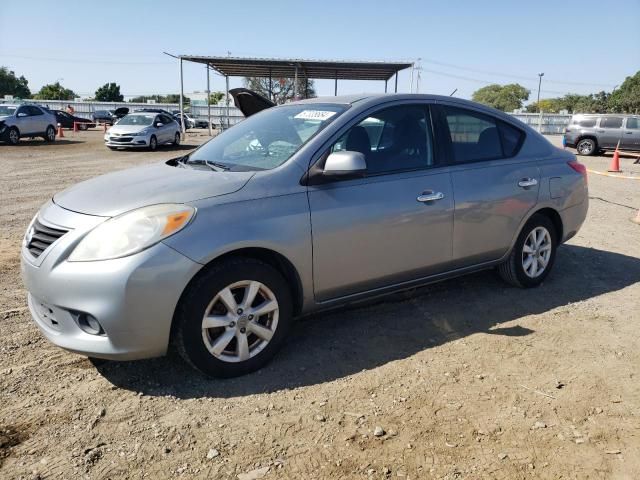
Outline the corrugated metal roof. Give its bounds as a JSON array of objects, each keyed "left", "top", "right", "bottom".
[{"left": 179, "top": 55, "right": 413, "bottom": 81}]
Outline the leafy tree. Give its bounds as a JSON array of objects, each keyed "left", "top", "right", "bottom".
[
  {"left": 609, "top": 71, "right": 640, "bottom": 113},
  {"left": 472, "top": 83, "right": 530, "bottom": 112},
  {"left": 0, "top": 67, "right": 31, "bottom": 98},
  {"left": 209, "top": 91, "right": 225, "bottom": 104},
  {"left": 95, "top": 82, "right": 124, "bottom": 102},
  {"left": 244, "top": 77, "right": 316, "bottom": 104},
  {"left": 33, "top": 82, "right": 76, "bottom": 100}
]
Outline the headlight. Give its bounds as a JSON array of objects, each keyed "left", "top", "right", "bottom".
[{"left": 68, "top": 204, "right": 195, "bottom": 262}]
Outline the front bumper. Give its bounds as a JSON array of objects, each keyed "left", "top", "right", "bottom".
[
  {"left": 21, "top": 201, "right": 202, "bottom": 360},
  {"left": 104, "top": 132, "right": 151, "bottom": 148}
]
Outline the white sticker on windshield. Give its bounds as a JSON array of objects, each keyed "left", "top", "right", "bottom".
[{"left": 294, "top": 110, "right": 337, "bottom": 121}]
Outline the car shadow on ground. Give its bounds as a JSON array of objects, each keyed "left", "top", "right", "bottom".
[
  {"left": 2, "top": 139, "right": 84, "bottom": 147},
  {"left": 95, "top": 245, "right": 640, "bottom": 398}
]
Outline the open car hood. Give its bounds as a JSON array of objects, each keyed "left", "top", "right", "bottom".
[
  {"left": 113, "top": 107, "right": 129, "bottom": 117},
  {"left": 230, "top": 88, "right": 275, "bottom": 117}
]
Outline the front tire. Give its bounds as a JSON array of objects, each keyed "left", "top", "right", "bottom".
[
  {"left": 576, "top": 138, "right": 597, "bottom": 156},
  {"left": 7, "top": 127, "right": 20, "bottom": 145},
  {"left": 148, "top": 135, "right": 157, "bottom": 151},
  {"left": 174, "top": 258, "right": 293, "bottom": 377},
  {"left": 498, "top": 214, "right": 557, "bottom": 288},
  {"left": 43, "top": 125, "right": 56, "bottom": 142}
]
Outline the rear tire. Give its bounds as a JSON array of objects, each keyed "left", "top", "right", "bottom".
[
  {"left": 576, "top": 138, "right": 597, "bottom": 156},
  {"left": 498, "top": 214, "right": 558, "bottom": 288},
  {"left": 174, "top": 132, "right": 181, "bottom": 145},
  {"left": 148, "top": 135, "right": 157, "bottom": 151},
  {"left": 173, "top": 258, "right": 293, "bottom": 378}
]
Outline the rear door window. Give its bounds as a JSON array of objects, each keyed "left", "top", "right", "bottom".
[
  {"left": 573, "top": 118, "right": 597, "bottom": 128},
  {"left": 625, "top": 118, "right": 639, "bottom": 129},
  {"left": 442, "top": 106, "right": 524, "bottom": 163},
  {"left": 600, "top": 117, "right": 623, "bottom": 129}
]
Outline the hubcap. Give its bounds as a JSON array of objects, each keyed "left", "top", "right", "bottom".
[
  {"left": 47, "top": 128, "right": 55, "bottom": 140},
  {"left": 9, "top": 130, "right": 18, "bottom": 143},
  {"left": 578, "top": 141, "right": 593, "bottom": 154},
  {"left": 201, "top": 280, "right": 279, "bottom": 363},
  {"left": 522, "top": 226, "right": 552, "bottom": 278}
]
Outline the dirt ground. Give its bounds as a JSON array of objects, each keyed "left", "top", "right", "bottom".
[{"left": 1, "top": 130, "right": 639, "bottom": 480}]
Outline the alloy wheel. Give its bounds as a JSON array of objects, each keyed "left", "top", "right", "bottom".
[
  {"left": 47, "top": 127, "right": 56, "bottom": 141},
  {"left": 201, "top": 280, "right": 279, "bottom": 363},
  {"left": 522, "top": 226, "right": 552, "bottom": 278},
  {"left": 577, "top": 140, "right": 594, "bottom": 155},
  {"left": 9, "top": 129, "right": 19, "bottom": 144}
]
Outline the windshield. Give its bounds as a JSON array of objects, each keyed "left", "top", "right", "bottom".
[
  {"left": 0, "top": 105, "right": 17, "bottom": 116},
  {"left": 185, "top": 104, "right": 347, "bottom": 171},
  {"left": 117, "top": 114, "right": 155, "bottom": 126}
]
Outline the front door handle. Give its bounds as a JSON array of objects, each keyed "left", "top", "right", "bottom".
[
  {"left": 518, "top": 178, "right": 538, "bottom": 188},
  {"left": 417, "top": 191, "right": 445, "bottom": 203}
]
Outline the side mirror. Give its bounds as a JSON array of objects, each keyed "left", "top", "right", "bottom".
[
  {"left": 155, "top": 122, "right": 163, "bottom": 128},
  {"left": 323, "top": 151, "right": 367, "bottom": 177}
]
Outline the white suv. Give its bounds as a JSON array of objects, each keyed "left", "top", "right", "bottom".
[{"left": 0, "top": 104, "right": 57, "bottom": 145}]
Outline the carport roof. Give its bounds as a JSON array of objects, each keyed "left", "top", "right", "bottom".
[{"left": 179, "top": 55, "right": 413, "bottom": 81}]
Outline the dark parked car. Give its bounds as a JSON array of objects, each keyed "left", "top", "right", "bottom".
[
  {"left": 92, "top": 108, "right": 129, "bottom": 125},
  {"left": 53, "top": 111, "right": 95, "bottom": 130}
]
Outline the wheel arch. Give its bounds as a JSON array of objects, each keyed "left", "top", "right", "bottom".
[{"left": 170, "top": 247, "right": 305, "bottom": 341}]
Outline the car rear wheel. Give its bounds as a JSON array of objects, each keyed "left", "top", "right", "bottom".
[
  {"left": 148, "top": 135, "right": 157, "bottom": 151},
  {"left": 7, "top": 127, "right": 20, "bottom": 145},
  {"left": 43, "top": 125, "right": 56, "bottom": 142},
  {"left": 174, "top": 132, "right": 181, "bottom": 145},
  {"left": 497, "top": 214, "right": 557, "bottom": 288},
  {"left": 576, "top": 138, "right": 596, "bottom": 156},
  {"left": 174, "top": 258, "right": 293, "bottom": 377}
]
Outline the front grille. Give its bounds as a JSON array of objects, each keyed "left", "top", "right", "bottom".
[
  {"left": 27, "top": 219, "right": 68, "bottom": 258},
  {"left": 110, "top": 136, "right": 133, "bottom": 143}
]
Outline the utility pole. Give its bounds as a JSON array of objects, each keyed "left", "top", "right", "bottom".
[{"left": 537, "top": 72, "right": 544, "bottom": 133}]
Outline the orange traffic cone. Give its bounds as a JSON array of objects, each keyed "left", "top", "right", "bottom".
[
  {"left": 608, "top": 142, "right": 621, "bottom": 173},
  {"left": 57, "top": 123, "right": 64, "bottom": 138}
]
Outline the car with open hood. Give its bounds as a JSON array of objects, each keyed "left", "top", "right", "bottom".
[{"left": 21, "top": 89, "right": 588, "bottom": 377}]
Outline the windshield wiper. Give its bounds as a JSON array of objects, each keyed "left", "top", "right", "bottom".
[{"left": 184, "top": 159, "right": 231, "bottom": 172}]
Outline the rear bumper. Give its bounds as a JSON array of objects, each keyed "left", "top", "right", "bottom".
[{"left": 560, "top": 198, "right": 589, "bottom": 243}]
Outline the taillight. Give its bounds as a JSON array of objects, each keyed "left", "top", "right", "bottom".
[{"left": 568, "top": 160, "right": 588, "bottom": 184}]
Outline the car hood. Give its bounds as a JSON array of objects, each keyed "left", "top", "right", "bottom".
[
  {"left": 108, "top": 124, "right": 152, "bottom": 134},
  {"left": 53, "top": 162, "right": 254, "bottom": 216},
  {"left": 230, "top": 88, "right": 275, "bottom": 117}
]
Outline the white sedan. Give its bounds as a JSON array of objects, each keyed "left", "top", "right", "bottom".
[{"left": 105, "top": 112, "right": 181, "bottom": 151}]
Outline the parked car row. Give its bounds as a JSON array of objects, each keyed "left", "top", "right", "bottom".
[{"left": 564, "top": 113, "right": 640, "bottom": 155}]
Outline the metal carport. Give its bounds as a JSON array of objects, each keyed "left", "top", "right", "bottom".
[{"left": 172, "top": 54, "right": 414, "bottom": 134}]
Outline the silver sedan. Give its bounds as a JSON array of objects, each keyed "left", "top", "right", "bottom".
[{"left": 22, "top": 91, "right": 588, "bottom": 377}]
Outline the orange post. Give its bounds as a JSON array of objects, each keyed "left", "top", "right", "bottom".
[
  {"left": 608, "top": 142, "right": 621, "bottom": 173},
  {"left": 73, "top": 121, "right": 79, "bottom": 132},
  {"left": 57, "top": 123, "right": 64, "bottom": 138},
  {"left": 103, "top": 123, "right": 107, "bottom": 133}
]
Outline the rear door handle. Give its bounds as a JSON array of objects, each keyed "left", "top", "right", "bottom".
[
  {"left": 417, "top": 191, "right": 445, "bottom": 203},
  {"left": 518, "top": 178, "right": 538, "bottom": 188}
]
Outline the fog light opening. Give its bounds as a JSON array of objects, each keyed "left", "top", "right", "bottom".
[{"left": 76, "top": 313, "right": 105, "bottom": 336}]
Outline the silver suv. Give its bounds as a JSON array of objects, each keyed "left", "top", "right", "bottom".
[
  {"left": 564, "top": 113, "right": 640, "bottom": 156},
  {"left": 21, "top": 91, "right": 589, "bottom": 377},
  {"left": 0, "top": 103, "right": 57, "bottom": 145}
]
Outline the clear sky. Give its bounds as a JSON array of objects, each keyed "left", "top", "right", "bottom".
[{"left": 1, "top": 0, "right": 638, "bottom": 102}]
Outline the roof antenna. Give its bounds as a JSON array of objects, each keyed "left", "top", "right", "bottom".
[{"left": 449, "top": 88, "right": 457, "bottom": 96}]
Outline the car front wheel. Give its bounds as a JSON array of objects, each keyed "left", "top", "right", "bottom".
[
  {"left": 7, "top": 127, "right": 20, "bottom": 145},
  {"left": 497, "top": 214, "right": 557, "bottom": 288},
  {"left": 44, "top": 125, "right": 56, "bottom": 142},
  {"left": 174, "top": 258, "right": 293, "bottom": 377}
]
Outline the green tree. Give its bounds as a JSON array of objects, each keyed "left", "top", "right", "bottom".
[
  {"left": 33, "top": 82, "right": 76, "bottom": 100},
  {"left": 95, "top": 82, "right": 124, "bottom": 102},
  {"left": 471, "top": 83, "right": 530, "bottom": 112},
  {"left": 244, "top": 77, "right": 316, "bottom": 104},
  {"left": 0, "top": 67, "right": 31, "bottom": 98},
  {"left": 609, "top": 71, "right": 640, "bottom": 113},
  {"left": 209, "top": 91, "right": 225, "bottom": 104}
]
